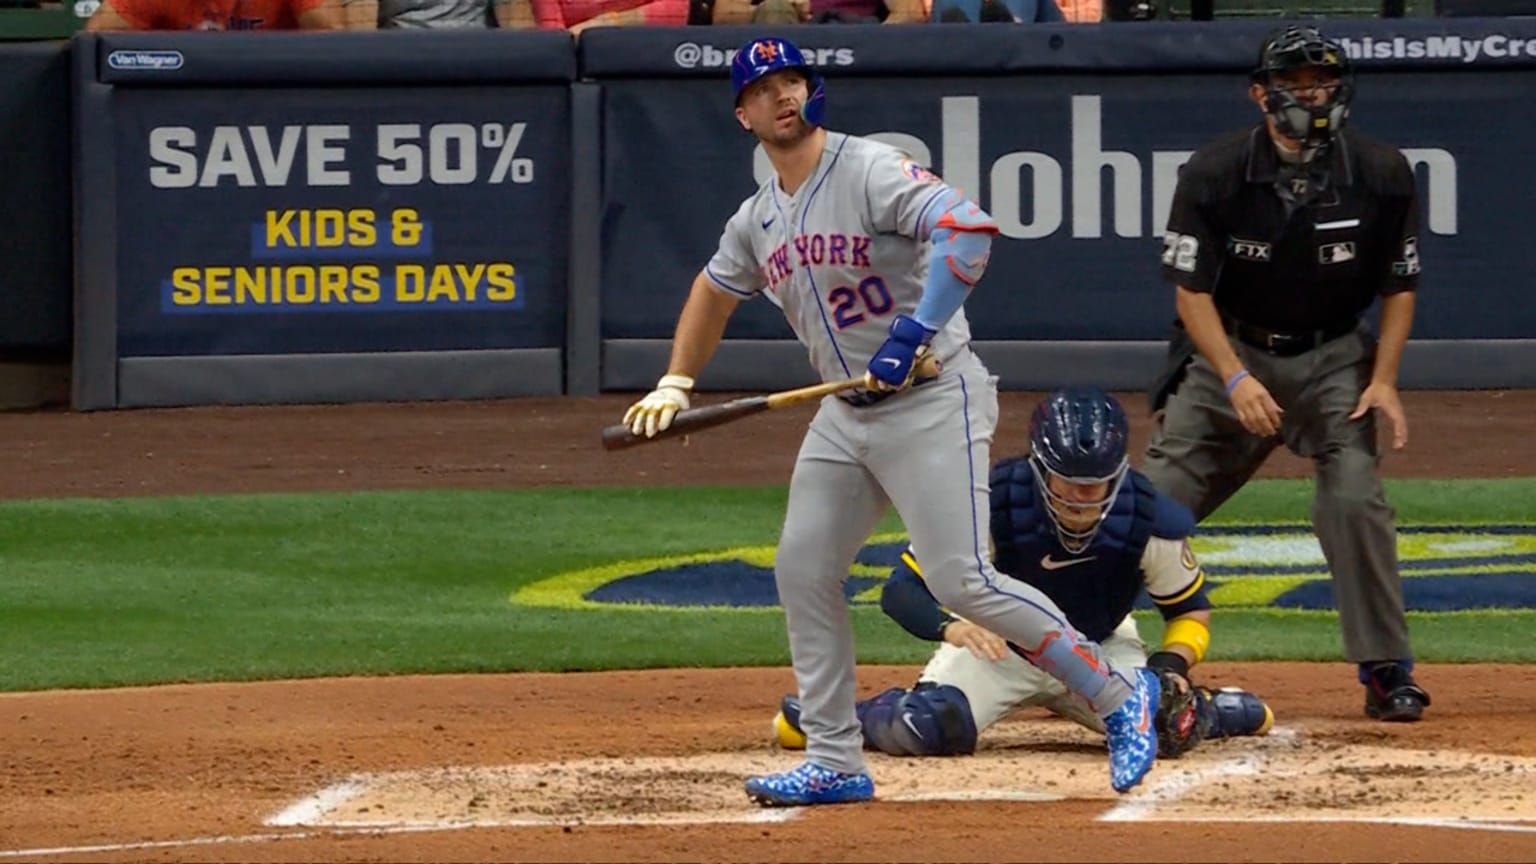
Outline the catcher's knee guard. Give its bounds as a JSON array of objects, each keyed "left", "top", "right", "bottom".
[
  {"left": 1198, "top": 687, "right": 1274, "bottom": 738},
  {"left": 859, "top": 684, "right": 979, "bottom": 756}
]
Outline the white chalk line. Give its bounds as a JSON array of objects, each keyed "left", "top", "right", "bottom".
[
  {"left": 313, "top": 810, "right": 800, "bottom": 829},
  {"left": 1097, "top": 726, "right": 1298, "bottom": 823},
  {"left": 8, "top": 807, "right": 1532, "bottom": 860},
  {"left": 1151, "top": 815, "right": 1536, "bottom": 833},
  {"left": 265, "top": 777, "right": 366, "bottom": 827},
  {"left": 260, "top": 770, "right": 800, "bottom": 829},
  {"left": 0, "top": 824, "right": 462, "bottom": 860},
  {"left": 0, "top": 811, "right": 802, "bottom": 859},
  {"left": 1099, "top": 726, "right": 1536, "bottom": 835},
  {"left": 1099, "top": 756, "right": 1263, "bottom": 822}
]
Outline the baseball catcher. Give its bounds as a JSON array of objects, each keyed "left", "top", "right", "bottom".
[{"left": 772, "top": 387, "right": 1272, "bottom": 759}]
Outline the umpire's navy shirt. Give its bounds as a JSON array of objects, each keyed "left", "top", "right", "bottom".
[{"left": 1160, "top": 126, "right": 1422, "bottom": 334}]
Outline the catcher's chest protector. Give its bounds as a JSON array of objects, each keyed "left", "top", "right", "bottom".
[{"left": 988, "top": 459, "right": 1159, "bottom": 642}]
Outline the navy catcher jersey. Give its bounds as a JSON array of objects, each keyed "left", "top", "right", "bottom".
[{"left": 886, "top": 460, "right": 1210, "bottom": 643}]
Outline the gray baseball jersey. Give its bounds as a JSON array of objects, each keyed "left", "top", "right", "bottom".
[{"left": 704, "top": 132, "right": 973, "bottom": 383}]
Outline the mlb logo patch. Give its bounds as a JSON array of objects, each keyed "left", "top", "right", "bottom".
[
  {"left": 1319, "top": 242, "right": 1356, "bottom": 265},
  {"left": 899, "top": 158, "right": 940, "bottom": 184}
]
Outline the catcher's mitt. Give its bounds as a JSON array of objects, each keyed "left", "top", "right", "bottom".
[{"left": 1152, "top": 669, "right": 1204, "bottom": 758}]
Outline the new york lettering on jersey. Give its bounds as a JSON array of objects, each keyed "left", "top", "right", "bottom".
[
  {"left": 759, "top": 234, "right": 873, "bottom": 294},
  {"left": 706, "top": 133, "right": 973, "bottom": 383}
]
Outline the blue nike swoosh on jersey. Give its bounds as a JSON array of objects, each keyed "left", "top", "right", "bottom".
[{"left": 762, "top": 217, "right": 775, "bottom": 229}]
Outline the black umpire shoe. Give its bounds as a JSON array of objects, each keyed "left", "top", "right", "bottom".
[{"left": 1363, "top": 662, "right": 1431, "bottom": 722}]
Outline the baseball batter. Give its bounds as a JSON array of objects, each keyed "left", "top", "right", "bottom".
[{"left": 620, "top": 37, "right": 1160, "bottom": 805}]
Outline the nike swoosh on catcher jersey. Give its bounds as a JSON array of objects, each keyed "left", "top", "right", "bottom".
[{"left": 1039, "top": 554, "right": 1097, "bottom": 571}]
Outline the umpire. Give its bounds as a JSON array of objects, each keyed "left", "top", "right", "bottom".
[{"left": 1142, "top": 25, "right": 1431, "bottom": 722}]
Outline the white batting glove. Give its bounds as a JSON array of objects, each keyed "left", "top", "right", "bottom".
[{"left": 623, "top": 374, "right": 694, "bottom": 438}]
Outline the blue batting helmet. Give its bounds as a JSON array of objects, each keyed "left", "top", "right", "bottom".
[
  {"left": 1028, "top": 387, "right": 1130, "bottom": 553},
  {"left": 730, "top": 37, "right": 825, "bottom": 128}
]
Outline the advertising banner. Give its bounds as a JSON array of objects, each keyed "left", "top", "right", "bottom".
[
  {"left": 112, "top": 87, "right": 570, "bottom": 357},
  {"left": 579, "top": 17, "right": 1536, "bottom": 77},
  {"left": 601, "top": 71, "right": 1520, "bottom": 341}
]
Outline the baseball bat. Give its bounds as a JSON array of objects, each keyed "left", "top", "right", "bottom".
[{"left": 601, "top": 353, "right": 941, "bottom": 451}]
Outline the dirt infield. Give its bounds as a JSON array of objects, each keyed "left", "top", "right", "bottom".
[{"left": 2, "top": 389, "right": 1535, "bottom": 862}]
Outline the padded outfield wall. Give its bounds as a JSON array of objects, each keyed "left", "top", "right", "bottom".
[{"left": 0, "top": 20, "right": 1525, "bottom": 408}]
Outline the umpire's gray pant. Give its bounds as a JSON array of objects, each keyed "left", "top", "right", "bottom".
[{"left": 1141, "top": 323, "right": 1414, "bottom": 664}]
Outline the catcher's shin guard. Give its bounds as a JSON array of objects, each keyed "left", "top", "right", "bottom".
[
  {"left": 776, "top": 686, "right": 980, "bottom": 756},
  {"left": 1199, "top": 687, "right": 1274, "bottom": 738},
  {"left": 860, "top": 684, "right": 978, "bottom": 757}
]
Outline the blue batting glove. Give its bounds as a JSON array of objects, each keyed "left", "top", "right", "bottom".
[{"left": 867, "top": 315, "right": 937, "bottom": 389}]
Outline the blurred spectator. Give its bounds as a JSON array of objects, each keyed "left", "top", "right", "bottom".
[
  {"left": 534, "top": 0, "right": 689, "bottom": 31},
  {"left": 336, "top": 0, "right": 381, "bottom": 27},
  {"left": 1101, "top": 0, "right": 1153, "bottom": 18},
  {"left": 932, "top": 0, "right": 1071, "bottom": 22},
  {"left": 1056, "top": 0, "right": 1099, "bottom": 20},
  {"left": 711, "top": 0, "right": 924, "bottom": 24},
  {"left": 85, "top": 0, "right": 345, "bottom": 29},
  {"left": 377, "top": 0, "right": 536, "bottom": 27}
]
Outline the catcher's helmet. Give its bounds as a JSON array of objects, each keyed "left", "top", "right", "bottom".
[
  {"left": 731, "top": 37, "right": 825, "bottom": 128},
  {"left": 1251, "top": 25, "right": 1354, "bottom": 152},
  {"left": 1028, "top": 387, "right": 1130, "bottom": 553}
]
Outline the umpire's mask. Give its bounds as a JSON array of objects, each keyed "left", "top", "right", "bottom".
[{"left": 1252, "top": 26, "right": 1354, "bottom": 154}]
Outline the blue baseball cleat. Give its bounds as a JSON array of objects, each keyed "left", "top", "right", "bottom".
[
  {"left": 744, "top": 761, "right": 875, "bottom": 807},
  {"left": 1103, "top": 667, "right": 1160, "bottom": 793}
]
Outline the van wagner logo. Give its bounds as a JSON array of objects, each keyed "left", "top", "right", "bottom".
[
  {"left": 511, "top": 525, "right": 1536, "bottom": 613},
  {"left": 107, "top": 50, "right": 185, "bottom": 71}
]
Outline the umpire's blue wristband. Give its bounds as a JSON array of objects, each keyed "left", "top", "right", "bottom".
[{"left": 1224, "top": 369, "right": 1251, "bottom": 396}]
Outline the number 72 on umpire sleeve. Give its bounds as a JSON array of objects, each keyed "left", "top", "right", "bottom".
[
  {"left": 829, "top": 276, "right": 894, "bottom": 330},
  {"left": 1161, "top": 233, "right": 1199, "bottom": 273}
]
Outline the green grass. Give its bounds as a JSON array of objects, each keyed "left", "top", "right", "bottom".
[{"left": 2, "top": 478, "right": 1534, "bottom": 691}]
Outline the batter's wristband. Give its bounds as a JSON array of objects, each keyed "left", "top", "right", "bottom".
[
  {"left": 657, "top": 373, "right": 695, "bottom": 392},
  {"left": 1224, "top": 369, "right": 1251, "bottom": 396}
]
